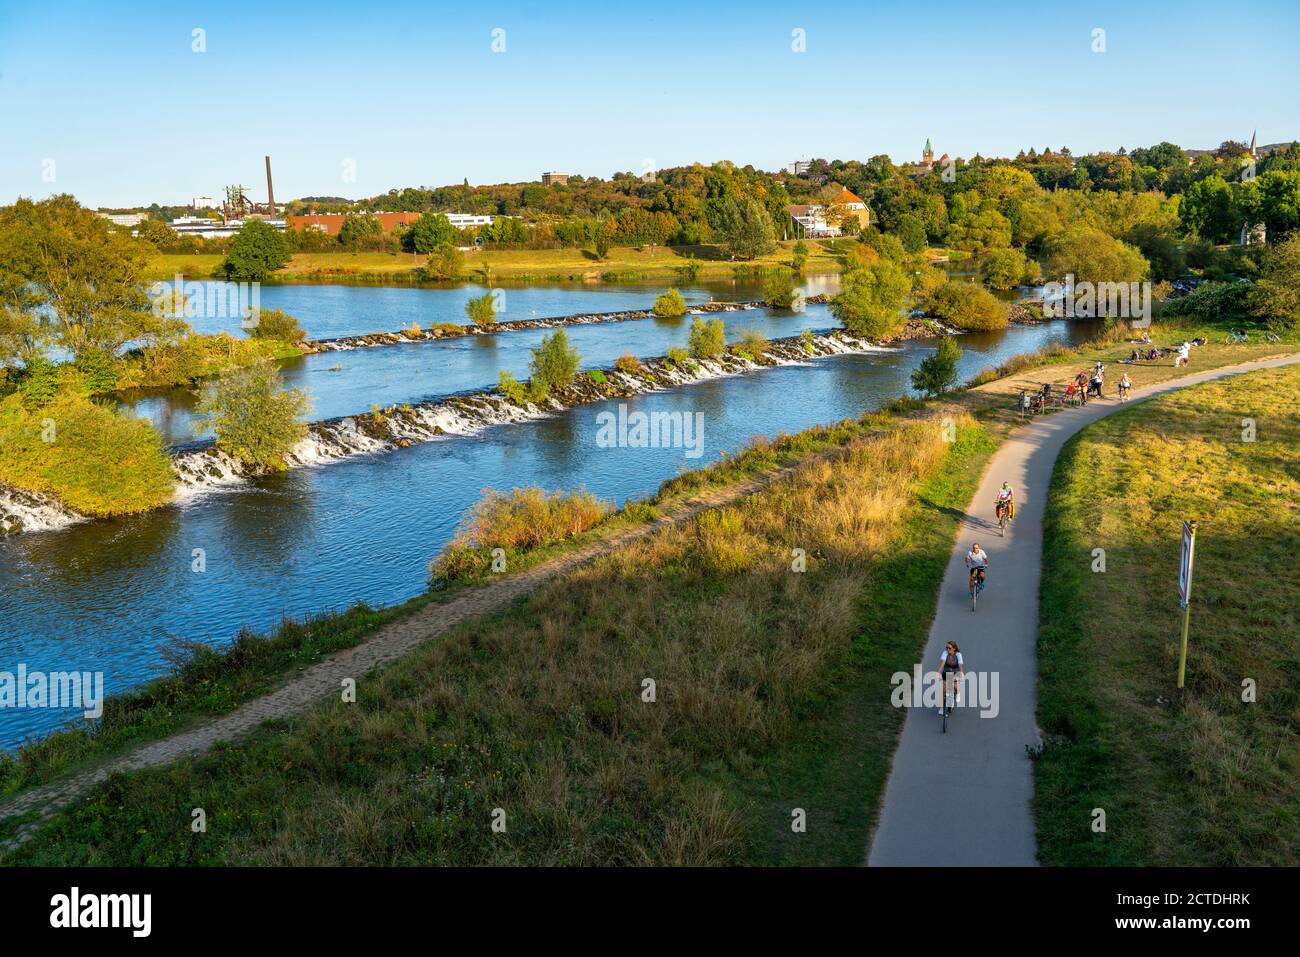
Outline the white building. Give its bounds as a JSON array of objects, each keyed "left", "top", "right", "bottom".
[
  {"left": 169, "top": 216, "right": 286, "bottom": 239},
  {"left": 97, "top": 212, "right": 149, "bottom": 228},
  {"left": 785, "top": 204, "right": 839, "bottom": 238},
  {"left": 191, "top": 196, "right": 219, "bottom": 210},
  {"left": 444, "top": 213, "right": 495, "bottom": 228},
  {"left": 783, "top": 160, "right": 812, "bottom": 175}
]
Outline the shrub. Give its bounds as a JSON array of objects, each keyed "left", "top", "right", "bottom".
[
  {"left": 497, "top": 370, "right": 530, "bottom": 405},
  {"left": 792, "top": 239, "right": 809, "bottom": 272},
  {"left": 614, "top": 353, "right": 641, "bottom": 374},
  {"left": 423, "top": 243, "right": 465, "bottom": 281},
  {"left": 829, "top": 260, "right": 911, "bottom": 339},
  {"left": 926, "top": 282, "right": 1009, "bottom": 331},
  {"left": 429, "top": 487, "right": 613, "bottom": 583},
  {"left": 1161, "top": 281, "right": 1254, "bottom": 325},
  {"left": 1250, "top": 233, "right": 1300, "bottom": 330},
  {"left": 193, "top": 359, "right": 309, "bottom": 471},
  {"left": 529, "top": 329, "right": 581, "bottom": 394},
  {"left": 0, "top": 390, "right": 175, "bottom": 515},
  {"left": 734, "top": 328, "right": 769, "bottom": 356},
  {"left": 764, "top": 271, "right": 798, "bottom": 308},
  {"left": 911, "top": 337, "right": 963, "bottom": 397},
  {"left": 465, "top": 292, "right": 497, "bottom": 326},
  {"left": 248, "top": 308, "right": 306, "bottom": 343},
  {"left": 688, "top": 316, "right": 725, "bottom": 359},
  {"left": 587, "top": 369, "right": 607, "bottom": 384},
  {"left": 653, "top": 288, "right": 687, "bottom": 317},
  {"left": 667, "top": 346, "right": 690, "bottom": 366}
]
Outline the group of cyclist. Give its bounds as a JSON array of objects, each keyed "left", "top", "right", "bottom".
[{"left": 939, "top": 480, "right": 1015, "bottom": 713}]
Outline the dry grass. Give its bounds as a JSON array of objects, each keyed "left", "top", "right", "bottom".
[
  {"left": 11, "top": 412, "right": 977, "bottom": 865},
  {"left": 1036, "top": 363, "right": 1300, "bottom": 865}
]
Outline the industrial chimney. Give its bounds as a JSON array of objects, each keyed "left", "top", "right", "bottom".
[{"left": 265, "top": 155, "right": 276, "bottom": 218}]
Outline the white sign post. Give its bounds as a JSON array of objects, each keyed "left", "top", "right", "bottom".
[{"left": 1177, "top": 520, "right": 1197, "bottom": 688}]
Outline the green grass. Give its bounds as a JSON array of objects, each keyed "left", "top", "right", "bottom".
[{"left": 1035, "top": 363, "right": 1300, "bottom": 866}]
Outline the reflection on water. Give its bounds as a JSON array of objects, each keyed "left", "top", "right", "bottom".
[{"left": 0, "top": 299, "right": 1098, "bottom": 749}]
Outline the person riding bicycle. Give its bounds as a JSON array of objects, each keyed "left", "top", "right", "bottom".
[
  {"left": 938, "top": 641, "right": 965, "bottom": 713},
  {"left": 996, "top": 482, "right": 1015, "bottom": 523},
  {"left": 965, "top": 543, "right": 988, "bottom": 594}
]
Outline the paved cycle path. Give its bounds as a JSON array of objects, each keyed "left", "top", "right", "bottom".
[{"left": 867, "top": 353, "right": 1300, "bottom": 867}]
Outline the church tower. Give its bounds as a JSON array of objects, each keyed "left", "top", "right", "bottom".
[{"left": 922, "top": 138, "right": 935, "bottom": 169}]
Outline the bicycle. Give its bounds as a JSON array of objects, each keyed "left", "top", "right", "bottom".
[
  {"left": 995, "top": 500, "right": 1011, "bottom": 536},
  {"left": 941, "top": 673, "right": 958, "bottom": 733},
  {"left": 1228, "top": 329, "right": 1249, "bottom": 344},
  {"left": 969, "top": 566, "right": 986, "bottom": 611}
]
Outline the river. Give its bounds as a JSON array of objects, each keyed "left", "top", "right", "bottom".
[{"left": 0, "top": 278, "right": 1097, "bottom": 749}]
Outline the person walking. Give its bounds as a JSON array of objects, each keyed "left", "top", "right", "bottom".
[{"left": 1118, "top": 372, "right": 1131, "bottom": 401}]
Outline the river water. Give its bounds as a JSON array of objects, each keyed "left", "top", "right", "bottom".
[{"left": 0, "top": 278, "right": 1097, "bottom": 749}]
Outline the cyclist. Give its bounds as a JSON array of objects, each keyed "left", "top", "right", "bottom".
[
  {"left": 938, "top": 641, "right": 965, "bottom": 713},
  {"left": 995, "top": 481, "right": 1015, "bottom": 523},
  {"left": 966, "top": 543, "right": 989, "bottom": 597}
]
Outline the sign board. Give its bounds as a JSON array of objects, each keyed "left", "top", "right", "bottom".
[{"left": 1179, "top": 521, "right": 1196, "bottom": 608}]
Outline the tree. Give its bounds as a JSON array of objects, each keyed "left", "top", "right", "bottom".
[
  {"left": 465, "top": 292, "right": 497, "bottom": 325},
  {"left": 407, "top": 212, "right": 456, "bottom": 253},
  {"left": 653, "top": 288, "right": 687, "bottom": 316},
  {"left": 927, "top": 282, "right": 1008, "bottom": 331},
  {"left": 1181, "top": 175, "right": 1240, "bottom": 244},
  {"left": 688, "top": 316, "right": 725, "bottom": 358},
  {"left": 135, "top": 218, "right": 179, "bottom": 250},
  {"left": 529, "top": 329, "right": 581, "bottom": 394},
  {"left": 248, "top": 308, "right": 306, "bottom": 343},
  {"left": 829, "top": 260, "right": 911, "bottom": 339},
  {"left": 980, "top": 248, "right": 1030, "bottom": 289},
  {"left": 0, "top": 195, "right": 156, "bottom": 360},
  {"left": 1250, "top": 233, "right": 1300, "bottom": 329},
  {"left": 222, "top": 220, "right": 291, "bottom": 280},
  {"left": 193, "top": 359, "right": 309, "bottom": 471},
  {"left": 714, "top": 197, "right": 777, "bottom": 260},
  {"left": 893, "top": 213, "right": 927, "bottom": 253},
  {"left": 911, "top": 338, "right": 963, "bottom": 396},
  {"left": 337, "top": 214, "right": 383, "bottom": 251},
  {"left": 424, "top": 243, "right": 465, "bottom": 281},
  {"left": 764, "top": 272, "right": 798, "bottom": 308},
  {"left": 1042, "top": 228, "right": 1149, "bottom": 286}
]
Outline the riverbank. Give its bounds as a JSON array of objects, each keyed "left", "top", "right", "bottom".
[
  {"left": 1035, "top": 363, "right": 1300, "bottom": 866},
  {"left": 146, "top": 241, "right": 850, "bottom": 285},
  {"left": 5, "top": 319, "right": 1294, "bottom": 862}
]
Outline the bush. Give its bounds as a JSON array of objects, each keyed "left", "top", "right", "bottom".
[
  {"left": 424, "top": 243, "right": 465, "bottom": 281},
  {"left": 926, "top": 282, "right": 1009, "bottom": 331},
  {"left": 0, "top": 390, "right": 175, "bottom": 515},
  {"left": 465, "top": 292, "right": 498, "bottom": 326},
  {"left": 829, "top": 260, "right": 911, "bottom": 339},
  {"left": 587, "top": 369, "right": 607, "bottom": 384},
  {"left": 653, "top": 288, "right": 687, "bottom": 317},
  {"left": 194, "top": 359, "right": 309, "bottom": 471},
  {"left": 1161, "top": 281, "right": 1255, "bottom": 325},
  {"left": 667, "top": 347, "right": 690, "bottom": 366},
  {"left": 688, "top": 316, "right": 726, "bottom": 359},
  {"left": 792, "top": 239, "right": 809, "bottom": 272},
  {"left": 429, "top": 487, "right": 613, "bottom": 583},
  {"left": 497, "top": 370, "right": 529, "bottom": 405},
  {"left": 734, "top": 328, "right": 769, "bottom": 356},
  {"left": 529, "top": 329, "right": 581, "bottom": 394},
  {"left": 1043, "top": 227, "right": 1148, "bottom": 286},
  {"left": 614, "top": 353, "right": 641, "bottom": 374},
  {"left": 1250, "top": 233, "right": 1300, "bottom": 330},
  {"left": 764, "top": 271, "right": 798, "bottom": 308},
  {"left": 911, "top": 337, "right": 963, "bottom": 397},
  {"left": 248, "top": 308, "right": 306, "bottom": 343}
]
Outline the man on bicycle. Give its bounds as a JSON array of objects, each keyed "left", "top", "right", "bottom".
[
  {"left": 966, "top": 543, "right": 989, "bottom": 594},
  {"left": 938, "top": 641, "right": 965, "bottom": 713},
  {"left": 996, "top": 481, "right": 1015, "bottom": 523}
]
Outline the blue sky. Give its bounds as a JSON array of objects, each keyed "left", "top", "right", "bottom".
[{"left": 2, "top": 0, "right": 1297, "bottom": 208}]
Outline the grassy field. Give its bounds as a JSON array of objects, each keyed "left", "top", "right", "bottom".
[
  {"left": 1035, "top": 363, "right": 1300, "bottom": 866},
  {"left": 145, "top": 241, "right": 847, "bottom": 284}
]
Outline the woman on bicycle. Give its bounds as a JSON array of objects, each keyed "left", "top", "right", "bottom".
[
  {"left": 966, "top": 543, "right": 988, "bottom": 595},
  {"left": 996, "top": 481, "right": 1015, "bottom": 522},
  {"left": 938, "top": 641, "right": 965, "bottom": 713}
]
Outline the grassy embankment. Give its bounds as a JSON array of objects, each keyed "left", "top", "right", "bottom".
[
  {"left": 145, "top": 240, "right": 849, "bottom": 285},
  {"left": 1035, "top": 362, "right": 1299, "bottom": 866},
  {"left": 3, "top": 318, "right": 1295, "bottom": 862}
]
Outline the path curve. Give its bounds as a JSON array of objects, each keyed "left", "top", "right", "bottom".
[{"left": 866, "top": 353, "right": 1300, "bottom": 867}]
